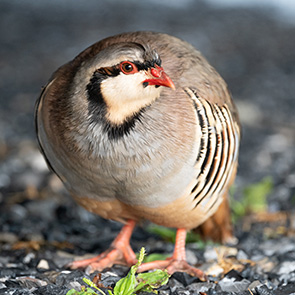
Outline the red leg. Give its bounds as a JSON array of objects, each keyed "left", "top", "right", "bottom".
[
  {"left": 137, "top": 228, "right": 207, "bottom": 280},
  {"left": 68, "top": 220, "right": 137, "bottom": 273}
]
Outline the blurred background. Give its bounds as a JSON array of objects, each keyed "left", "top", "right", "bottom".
[{"left": 1, "top": 0, "right": 295, "bottom": 221}]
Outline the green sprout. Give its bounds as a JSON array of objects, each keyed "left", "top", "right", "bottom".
[
  {"left": 147, "top": 224, "right": 211, "bottom": 249},
  {"left": 230, "top": 176, "right": 274, "bottom": 223},
  {"left": 66, "top": 247, "right": 170, "bottom": 295}
]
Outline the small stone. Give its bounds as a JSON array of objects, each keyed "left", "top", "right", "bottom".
[
  {"left": 255, "top": 284, "right": 274, "bottom": 295},
  {"left": 185, "top": 249, "right": 198, "bottom": 265},
  {"left": 0, "top": 173, "right": 10, "bottom": 188},
  {"left": 206, "top": 263, "right": 224, "bottom": 277},
  {"left": 34, "top": 284, "right": 69, "bottom": 295},
  {"left": 256, "top": 257, "right": 277, "bottom": 273},
  {"left": 53, "top": 251, "right": 75, "bottom": 268},
  {"left": 9, "top": 204, "right": 28, "bottom": 221},
  {"left": 248, "top": 280, "right": 263, "bottom": 290},
  {"left": 187, "top": 282, "right": 216, "bottom": 293},
  {"left": 0, "top": 256, "right": 9, "bottom": 266},
  {"left": 278, "top": 261, "right": 295, "bottom": 275},
  {"left": 236, "top": 100, "right": 262, "bottom": 127},
  {"left": 279, "top": 272, "right": 295, "bottom": 285},
  {"left": 0, "top": 232, "right": 18, "bottom": 244},
  {"left": 204, "top": 247, "right": 218, "bottom": 261},
  {"left": 286, "top": 173, "right": 295, "bottom": 187},
  {"left": 55, "top": 270, "right": 86, "bottom": 287},
  {"left": 237, "top": 250, "right": 249, "bottom": 260},
  {"left": 23, "top": 252, "right": 35, "bottom": 264},
  {"left": 171, "top": 288, "right": 190, "bottom": 295},
  {"left": 219, "top": 277, "right": 250, "bottom": 292},
  {"left": 172, "top": 272, "right": 200, "bottom": 287},
  {"left": 101, "top": 271, "right": 121, "bottom": 288},
  {"left": 17, "top": 276, "right": 48, "bottom": 288},
  {"left": 37, "top": 259, "right": 49, "bottom": 270},
  {"left": 67, "top": 281, "right": 82, "bottom": 291}
]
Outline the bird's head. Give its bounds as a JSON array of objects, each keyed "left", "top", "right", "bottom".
[{"left": 80, "top": 42, "right": 175, "bottom": 125}]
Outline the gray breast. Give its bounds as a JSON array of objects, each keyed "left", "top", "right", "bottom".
[{"left": 62, "top": 90, "right": 200, "bottom": 208}]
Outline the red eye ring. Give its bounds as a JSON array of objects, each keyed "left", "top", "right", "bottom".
[{"left": 120, "top": 61, "right": 138, "bottom": 75}]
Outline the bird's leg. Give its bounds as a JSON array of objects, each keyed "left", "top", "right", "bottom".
[
  {"left": 68, "top": 219, "right": 137, "bottom": 273},
  {"left": 137, "top": 228, "right": 207, "bottom": 280}
]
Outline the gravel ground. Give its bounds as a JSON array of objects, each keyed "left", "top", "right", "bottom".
[{"left": 1, "top": 1, "right": 295, "bottom": 294}]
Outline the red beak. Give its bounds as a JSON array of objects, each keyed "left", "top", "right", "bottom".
[{"left": 143, "top": 65, "right": 175, "bottom": 90}]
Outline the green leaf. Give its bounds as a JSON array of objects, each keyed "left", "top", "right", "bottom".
[
  {"left": 84, "top": 288, "right": 100, "bottom": 294},
  {"left": 66, "top": 287, "right": 99, "bottom": 295},
  {"left": 67, "top": 248, "right": 170, "bottom": 295},
  {"left": 147, "top": 225, "right": 211, "bottom": 248},
  {"left": 230, "top": 177, "right": 274, "bottom": 222},
  {"left": 143, "top": 253, "right": 170, "bottom": 263},
  {"left": 135, "top": 247, "right": 145, "bottom": 270},
  {"left": 113, "top": 248, "right": 145, "bottom": 295},
  {"left": 243, "top": 176, "right": 273, "bottom": 212},
  {"left": 147, "top": 225, "right": 176, "bottom": 242},
  {"left": 83, "top": 278, "right": 100, "bottom": 291},
  {"left": 113, "top": 274, "right": 136, "bottom": 295},
  {"left": 135, "top": 269, "right": 170, "bottom": 293}
]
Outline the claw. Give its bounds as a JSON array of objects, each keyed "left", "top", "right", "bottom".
[
  {"left": 138, "top": 228, "right": 207, "bottom": 280},
  {"left": 67, "top": 220, "right": 137, "bottom": 272}
]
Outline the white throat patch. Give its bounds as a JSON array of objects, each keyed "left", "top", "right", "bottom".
[{"left": 100, "top": 71, "right": 162, "bottom": 125}]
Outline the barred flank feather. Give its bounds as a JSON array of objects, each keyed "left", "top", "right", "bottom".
[{"left": 184, "top": 87, "right": 239, "bottom": 216}]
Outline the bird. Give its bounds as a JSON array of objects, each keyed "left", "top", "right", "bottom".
[{"left": 35, "top": 31, "right": 240, "bottom": 279}]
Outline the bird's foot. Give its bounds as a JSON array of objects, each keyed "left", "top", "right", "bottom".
[
  {"left": 68, "top": 243, "right": 137, "bottom": 273},
  {"left": 136, "top": 229, "right": 207, "bottom": 280},
  {"left": 137, "top": 258, "right": 207, "bottom": 281},
  {"left": 67, "top": 220, "right": 137, "bottom": 273}
]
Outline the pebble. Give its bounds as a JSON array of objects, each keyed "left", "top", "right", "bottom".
[
  {"left": 206, "top": 263, "right": 224, "bottom": 277},
  {"left": 67, "top": 281, "right": 82, "bottom": 291},
  {"left": 23, "top": 253, "right": 35, "bottom": 264},
  {"left": 248, "top": 280, "right": 263, "bottom": 290},
  {"left": 278, "top": 261, "right": 295, "bottom": 275},
  {"left": 0, "top": 173, "right": 10, "bottom": 188},
  {"left": 0, "top": 232, "right": 18, "bottom": 244},
  {"left": 187, "top": 282, "right": 216, "bottom": 293},
  {"left": 219, "top": 277, "right": 251, "bottom": 292},
  {"left": 185, "top": 249, "right": 198, "bottom": 265},
  {"left": 9, "top": 205, "right": 28, "bottom": 221},
  {"left": 204, "top": 247, "right": 218, "bottom": 261},
  {"left": 260, "top": 238, "right": 295, "bottom": 256},
  {"left": 236, "top": 250, "right": 248, "bottom": 260},
  {"left": 17, "top": 276, "right": 48, "bottom": 288},
  {"left": 37, "top": 259, "right": 49, "bottom": 270}
]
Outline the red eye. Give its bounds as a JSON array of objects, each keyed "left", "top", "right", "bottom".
[{"left": 120, "top": 61, "right": 138, "bottom": 75}]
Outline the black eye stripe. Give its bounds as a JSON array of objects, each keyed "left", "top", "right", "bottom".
[
  {"left": 133, "top": 58, "right": 162, "bottom": 71},
  {"left": 95, "top": 57, "right": 162, "bottom": 78}
]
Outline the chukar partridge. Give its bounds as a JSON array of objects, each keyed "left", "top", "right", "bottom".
[{"left": 35, "top": 31, "right": 240, "bottom": 279}]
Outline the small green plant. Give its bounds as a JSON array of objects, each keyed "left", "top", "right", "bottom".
[
  {"left": 230, "top": 176, "right": 274, "bottom": 222},
  {"left": 66, "top": 247, "right": 170, "bottom": 295},
  {"left": 147, "top": 225, "right": 176, "bottom": 243},
  {"left": 147, "top": 224, "right": 210, "bottom": 249},
  {"left": 142, "top": 253, "right": 170, "bottom": 263}
]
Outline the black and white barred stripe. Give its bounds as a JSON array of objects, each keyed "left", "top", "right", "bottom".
[{"left": 184, "top": 87, "right": 239, "bottom": 215}]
